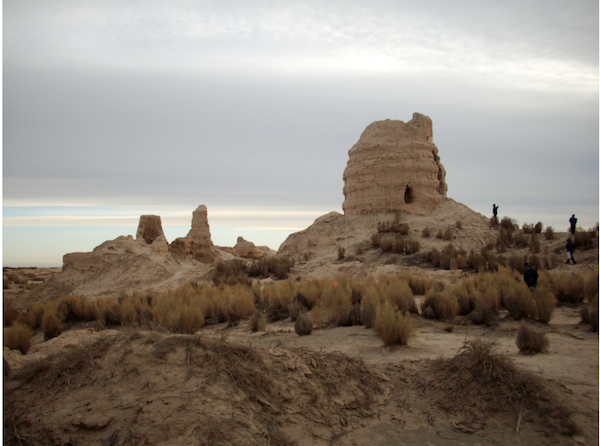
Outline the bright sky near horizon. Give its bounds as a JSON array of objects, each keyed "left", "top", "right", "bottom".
[{"left": 3, "top": 0, "right": 599, "bottom": 267}]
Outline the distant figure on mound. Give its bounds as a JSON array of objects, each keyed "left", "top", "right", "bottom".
[
  {"left": 492, "top": 204, "right": 498, "bottom": 217},
  {"left": 566, "top": 238, "right": 576, "bottom": 264},
  {"left": 523, "top": 261, "right": 538, "bottom": 289},
  {"left": 569, "top": 214, "right": 577, "bottom": 235}
]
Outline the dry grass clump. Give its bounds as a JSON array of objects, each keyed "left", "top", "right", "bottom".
[
  {"left": 435, "top": 227, "right": 453, "bottom": 241},
  {"left": 489, "top": 215, "right": 499, "bottom": 227},
  {"left": 580, "top": 297, "right": 599, "bottom": 332},
  {"left": 41, "top": 310, "right": 63, "bottom": 340},
  {"left": 550, "top": 273, "right": 585, "bottom": 304},
  {"left": 503, "top": 282, "right": 536, "bottom": 320},
  {"left": 421, "top": 227, "right": 432, "bottom": 238},
  {"left": 535, "top": 287, "right": 557, "bottom": 324},
  {"left": 294, "top": 312, "right": 313, "bottom": 336},
  {"left": 395, "top": 271, "right": 432, "bottom": 295},
  {"left": 584, "top": 271, "right": 598, "bottom": 301},
  {"left": 376, "top": 275, "right": 417, "bottom": 313},
  {"left": 377, "top": 219, "right": 409, "bottom": 235},
  {"left": 373, "top": 301, "right": 415, "bottom": 346},
  {"left": 4, "top": 304, "right": 24, "bottom": 327},
  {"left": 248, "top": 310, "right": 267, "bottom": 332},
  {"left": 516, "top": 321, "right": 549, "bottom": 354},
  {"left": 573, "top": 229, "right": 596, "bottom": 249},
  {"left": 544, "top": 226, "right": 555, "bottom": 240},
  {"left": 263, "top": 280, "right": 295, "bottom": 322},
  {"left": 222, "top": 284, "right": 256, "bottom": 321},
  {"left": 420, "top": 290, "right": 459, "bottom": 322},
  {"left": 4, "top": 323, "right": 32, "bottom": 354},
  {"left": 213, "top": 259, "right": 251, "bottom": 286},
  {"left": 428, "top": 339, "right": 577, "bottom": 435},
  {"left": 315, "top": 279, "right": 353, "bottom": 326},
  {"left": 428, "top": 244, "right": 467, "bottom": 270}
]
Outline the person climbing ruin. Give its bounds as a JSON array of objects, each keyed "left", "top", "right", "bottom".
[
  {"left": 569, "top": 214, "right": 577, "bottom": 235},
  {"left": 566, "top": 238, "right": 576, "bottom": 264},
  {"left": 492, "top": 204, "right": 498, "bottom": 217},
  {"left": 523, "top": 261, "right": 538, "bottom": 289}
]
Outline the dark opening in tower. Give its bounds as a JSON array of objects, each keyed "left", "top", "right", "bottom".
[{"left": 404, "top": 185, "right": 413, "bottom": 204}]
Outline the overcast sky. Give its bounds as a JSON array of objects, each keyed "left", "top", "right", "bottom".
[{"left": 3, "top": 0, "right": 599, "bottom": 267}]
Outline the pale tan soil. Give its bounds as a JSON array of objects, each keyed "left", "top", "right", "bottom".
[{"left": 3, "top": 302, "right": 598, "bottom": 446}]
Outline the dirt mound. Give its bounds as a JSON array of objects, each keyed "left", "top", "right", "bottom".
[
  {"left": 425, "top": 339, "right": 577, "bottom": 436},
  {"left": 4, "top": 330, "right": 583, "bottom": 446}
]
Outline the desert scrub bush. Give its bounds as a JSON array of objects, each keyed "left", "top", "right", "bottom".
[
  {"left": 317, "top": 280, "right": 353, "bottom": 326},
  {"left": 395, "top": 271, "right": 432, "bottom": 296},
  {"left": 248, "top": 310, "right": 267, "bottom": 332},
  {"left": 435, "top": 227, "right": 453, "bottom": 241},
  {"left": 4, "top": 323, "right": 32, "bottom": 354},
  {"left": 373, "top": 301, "right": 415, "bottom": 346},
  {"left": 468, "top": 291, "right": 501, "bottom": 326},
  {"left": 391, "top": 235, "right": 420, "bottom": 255},
  {"left": 522, "top": 223, "right": 534, "bottom": 234},
  {"left": 4, "top": 304, "right": 23, "bottom": 327},
  {"left": 420, "top": 290, "right": 459, "bottom": 322},
  {"left": 535, "top": 287, "right": 556, "bottom": 324},
  {"left": 551, "top": 273, "right": 585, "bottom": 304},
  {"left": 371, "top": 233, "right": 382, "bottom": 248},
  {"left": 513, "top": 230, "right": 529, "bottom": 248},
  {"left": 489, "top": 215, "right": 499, "bottom": 227},
  {"left": 516, "top": 321, "right": 549, "bottom": 354},
  {"left": 361, "top": 284, "right": 382, "bottom": 328},
  {"left": 455, "top": 220, "right": 463, "bottom": 230},
  {"left": 337, "top": 247, "right": 346, "bottom": 260},
  {"left": 262, "top": 279, "right": 295, "bottom": 322},
  {"left": 294, "top": 312, "right": 313, "bottom": 336},
  {"left": 377, "top": 275, "right": 417, "bottom": 313},
  {"left": 584, "top": 272, "right": 599, "bottom": 301},
  {"left": 41, "top": 310, "right": 63, "bottom": 340},
  {"left": 503, "top": 282, "right": 536, "bottom": 320},
  {"left": 541, "top": 226, "right": 554, "bottom": 241},
  {"left": 421, "top": 227, "right": 432, "bottom": 238},
  {"left": 574, "top": 229, "right": 596, "bottom": 249},
  {"left": 268, "top": 256, "right": 295, "bottom": 280},
  {"left": 534, "top": 222, "right": 543, "bottom": 234},
  {"left": 528, "top": 234, "right": 541, "bottom": 253},
  {"left": 23, "top": 303, "right": 47, "bottom": 329},
  {"left": 580, "top": 297, "right": 598, "bottom": 332},
  {"left": 500, "top": 216, "right": 518, "bottom": 231},
  {"left": 213, "top": 260, "right": 250, "bottom": 286},
  {"left": 222, "top": 284, "right": 256, "bottom": 321}
]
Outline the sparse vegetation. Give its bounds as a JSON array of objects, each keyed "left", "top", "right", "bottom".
[
  {"left": 4, "top": 323, "right": 32, "bottom": 354},
  {"left": 516, "top": 321, "right": 549, "bottom": 354},
  {"left": 373, "top": 301, "right": 415, "bottom": 346}
]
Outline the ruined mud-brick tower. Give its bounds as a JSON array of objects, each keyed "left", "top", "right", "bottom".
[{"left": 342, "top": 113, "right": 447, "bottom": 216}]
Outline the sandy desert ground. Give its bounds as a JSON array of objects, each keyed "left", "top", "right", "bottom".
[{"left": 3, "top": 205, "right": 599, "bottom": 446}]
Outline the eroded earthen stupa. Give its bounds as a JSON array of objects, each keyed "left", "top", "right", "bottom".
[
  {"left": 169, "top": 205, "right": 217, "bottom": 262},
  {"left": 342, "top": 113, "right": 447, "bottom": 216}
]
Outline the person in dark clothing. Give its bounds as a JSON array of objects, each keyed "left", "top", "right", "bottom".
[
  {"left": 523, "top": 261, "right": 538, "bottom": 289},
  {"left": 566, "top": 238, "right": 576, "bottom": 264},
  {"left": 569, "top": 214, "right": 577, "bottom": 235},
  {"left": 492, "top": 204, "right": 498, "bottom": 217}
]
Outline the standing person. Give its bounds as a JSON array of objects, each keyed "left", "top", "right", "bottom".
[
  {"left": 569, "top": 214, "right": 577, "bottom": 235},
  {"left": 523, "top": 261, "right": 538, "bottom": 289},
  {"left": 566, "top": 238, "right": 576, "bottom": 264},
  {"left": 492, "top": 204, "right": 498, "bottom": 217}
]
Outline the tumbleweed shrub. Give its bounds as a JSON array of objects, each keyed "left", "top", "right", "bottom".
[
  {"left": 294, "top": 312, "right": 313, "bottom": 336},
  {"left": 500, "top": 216, "right": 518, "bottom": 231},
  {"left": 580, "top": 297, "right": 598, "bottom": 332},
  {"left": 428, "top": 339, "right": 577, "bottom": 436},
  {"left": 584, "top": 271, "right": 599, "bottom": 301},
  {"left": 516, "top": 321, "right": 549, "bottom": 355},
  {"left": 535, "top": 287, "right": 557, "bottom": 324},
  {"left": 248, "top": 310, "right": 267, "bottom": 332},
  {"left": 551, "top": 273, "right": 585, "bottom": 304},
  {"left": 361, "top": 284, "right": 383, "bottom": 328},
  {"left": 4, "top": 303, "right": 23, "bottom": 327},
  {"left": 4, "top": 323, "right": 32, "bottom": 354},
  {"left": 534, "top": 222, "right": 543, "bottom": 234},
  {"left": 41, "top": 310, "right": 63, "bottom": 340},
  {"left": 574, "top": 229, "right": 595, "bottom": 249},
  {"left": 544, "top": 226, "right": 555, "bottom": 240},
  {"left": 377, "top": 275, "right": 416, "bottom": 313},
  {"left": 262, "top": 279, "right": 295, "bottom": 322},
  {"left": 395, "top": 271, "right": 432, "bottom": 296},
  {"left": 420, "top": 290, "right": 459, "bottom": 322},
  {"left": 503, "top": 282, "right": 536, "bottom": 320},
  {"left": 373, "top": 301, "right": 415, "bottom": 346},
  {"left": 468, "top": 291, "right": 501, "bottom": 326},
  {"left": 222, "top": 284, "right": 256, "bottom": 321},
  {"left": 522, "top": 223, "right": 534, "bottom": 234},
  {"left": 319, "top": 280, "right": 353, "bottom": 326}
]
